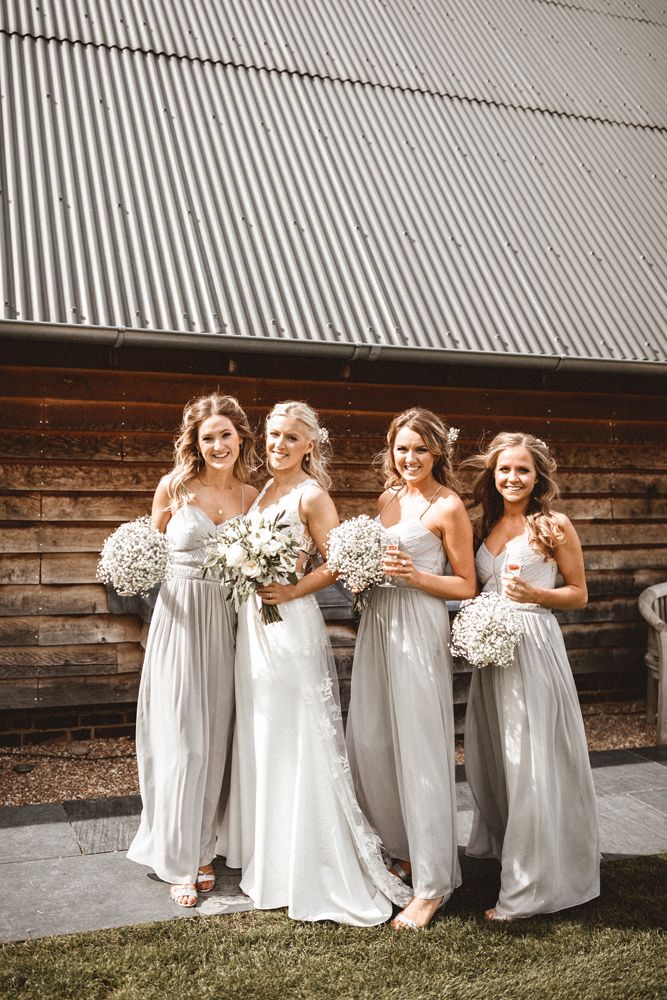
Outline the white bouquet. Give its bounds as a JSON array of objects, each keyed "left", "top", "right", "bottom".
[
  {"left": 326, "top": 514, "right": 392, "bottom": 615},
  {"left": 450, "top": 591, "right": 526, "bottom": 669},
  {"left": 97, "top": 516, "right": 172, "bottom": 597},
  {"left": 202, "top": 511, "right": 302, "bottom": 624}
]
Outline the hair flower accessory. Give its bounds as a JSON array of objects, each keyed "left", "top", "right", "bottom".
[
  {"left": 318, "top": 426, "right": 330, "bottom": 446},
  {"left": 447, "top": 426, "right": 460, "bottom": 444}
]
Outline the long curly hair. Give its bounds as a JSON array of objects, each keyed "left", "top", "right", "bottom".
[
  {"left": 379, "top": 408, "right": 459, "bottom": 492},
  {"left": 167, "top": 392, "right": 259, "bottom": 507},
  {"left": 462, "top": 432, "right": 565, "bottom": 559},
  {"left": 265, "top": 400, "right": 332, "bottom": 490}
]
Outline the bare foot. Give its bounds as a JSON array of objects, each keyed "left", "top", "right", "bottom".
[{"left": 391, "top": 895, "right": 445, "bottom": 931}]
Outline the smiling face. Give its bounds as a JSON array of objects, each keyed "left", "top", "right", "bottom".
[
  {"left": 493, "top": 445, "right": 538, "bottom": 508},
  {"left": 197, "top": 414, "right": 241, "bottom": 472},
  {"left": 392, "top": 426, "right": 435, "bottom": 486},
  {"left": 265, "top": 414, "right": 313, "bottom": 473}
]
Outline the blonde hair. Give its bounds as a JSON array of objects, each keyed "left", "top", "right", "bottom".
[
  {"left": 168, "top": 392, "right": 259, "bottom": 507},
  {"left": 379, "top": 408, "right": 459, "bottom": 492},
  {"left": 462, "top": 432, "right": 565, "bottom": 559},
  {"left": 265, "top": 400, "right": 332, "bottom": 490}
]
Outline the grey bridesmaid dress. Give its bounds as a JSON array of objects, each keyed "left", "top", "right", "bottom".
[
  {"left": 464, "top": 532, "right": 600, "bottom": 918},
  {"left": 346, "top": 517, "right": 461, "bottom": 903},
  {"left": 127, "top": 504, "right": 236, "bottom": 885}
]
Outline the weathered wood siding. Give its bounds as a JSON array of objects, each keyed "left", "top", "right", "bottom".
[{"left": 1, "top": 356, "right": 665, "bottom": 730}]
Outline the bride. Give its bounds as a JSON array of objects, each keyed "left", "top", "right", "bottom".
[{"left": 220, "top": 400, "right": 410, "bottom": 924}]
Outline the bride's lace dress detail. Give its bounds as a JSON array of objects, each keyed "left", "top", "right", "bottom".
[{"left": 219, "top": 480, "right": 410, "bottom": 924}]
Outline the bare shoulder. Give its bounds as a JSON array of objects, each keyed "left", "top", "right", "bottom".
[
  {"left": 243, "top": 483, "right": 260, "bottom": 501},
  {"left": 153, "top": 475, "right": 173, "bottom": 503},
  {"left": 552, "top": 510, "right": 581, "bottom": 543},
  {"left": 378, "top": 486, "right": 401, "bottom": 513},
  {"left": 434, "top": 488, "right": 467, "bottom": 518},
  {"left": 301, "top": 480, "right": 332, "bottom": 510}
]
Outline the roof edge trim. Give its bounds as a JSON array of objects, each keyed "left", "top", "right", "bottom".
[{"left": 1, "top": 320, "right": 665, "bottom": 376}]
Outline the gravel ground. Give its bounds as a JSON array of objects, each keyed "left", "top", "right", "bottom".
[{"left": 0, "top": 702, "right": 657, "bottom": 809}]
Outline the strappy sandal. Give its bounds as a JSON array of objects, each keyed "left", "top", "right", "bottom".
[
  {"left": 389, "top": 860, "right": 412, "bottom": 883},
  {"left": 170, "top": 883, "right": 198, "bottom": 907},
  {"left": 484, "top": 907, "right": 516, "bottom": 926},
  {"left": 196, "top": 864, "right": 216, "bottom": 893}
]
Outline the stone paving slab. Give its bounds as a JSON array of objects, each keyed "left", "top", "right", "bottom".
[
  {"left": 0, "top": 853, "right": 250, "bottom": 943},
  {"left": 63, "top": 795, "right": 141, "bottom": 855},
  {"left": 628, "top": 787, "right": 667, "bottom": 817},
  {"left": 0, "top": 803, "right": 81, "bottom": 865},
  {"left": 596, "top": 793, "right": 667, "bottom": 856}
]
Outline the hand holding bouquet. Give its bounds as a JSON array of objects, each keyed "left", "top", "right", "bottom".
[
  {"left": 202, "top": 511, "right": 302, "bottom": 624},
  {"left": 450, "top": 591, "right": 526, "bottom": 669},
  {"left": 97, "top": 516, "right": 172, "bottom": 597},
  {"left": 326, "top": 514, "right": 392, "bottom": 614}
]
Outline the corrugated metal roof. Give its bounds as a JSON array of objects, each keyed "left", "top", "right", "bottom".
[
  {"left": 2, "top": 30, "right": 665, "bottom": 367},
  {"left": 2, "top": 0, "right": 666, "bottom": 127}
]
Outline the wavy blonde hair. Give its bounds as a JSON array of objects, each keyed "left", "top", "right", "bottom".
[
  {"left": 167, "top": 392, "right": 259, "bottom": 507},
  {"left": 379, "top": 408, "right": 459, "bottom": 492},
  {"left": 265, "top": 400, "right": 332, "bottom": 490},
  {"left": 462, "top": 432, "right": 565, "bottom": 559}
]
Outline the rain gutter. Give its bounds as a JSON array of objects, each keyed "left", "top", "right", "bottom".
[{"left": 1, "top": 320, "right": 665, "bottom": 376}]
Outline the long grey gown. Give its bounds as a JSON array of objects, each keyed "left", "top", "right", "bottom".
[
  {"left": 465, "top": 532, "right": 600, "bottom": 918},
  {"left": 127, "top": 504, "right": 236, "bottom": 885},
  {"left": 346, "top": 518, "right": 461, "bottom": 903}
]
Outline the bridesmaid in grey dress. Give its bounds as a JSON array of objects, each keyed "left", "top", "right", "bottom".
[
  {"left": 463, "top": 432, "right": 599, "bottom": 922},
  {"left": 127, "top": 392, "right": 258, "bottom": 907},
  {"left": 346, "top": 408, "right": 476, "bottom": 931}
]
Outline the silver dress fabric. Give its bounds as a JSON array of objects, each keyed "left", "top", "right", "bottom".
[
  {"left": 127, "top": 504, "right": 236, "bottom": 884},
  {"left": 346, "top": 519, "right": 461, "bottom": 901},
  {"left": 464, "top": 533, "right": 600, "bottom": 917}
]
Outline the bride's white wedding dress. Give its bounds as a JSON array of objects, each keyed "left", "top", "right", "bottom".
[{"left": 219, "top": 479, "right": 410, "bottom": 925}]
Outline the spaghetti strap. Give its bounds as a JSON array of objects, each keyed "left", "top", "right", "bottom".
[
  {"left": 419, "top": 484, "right": 444, "bottom": 522},
  {"left": 378, "top": 486, "right": 403, "bottom": 518}
]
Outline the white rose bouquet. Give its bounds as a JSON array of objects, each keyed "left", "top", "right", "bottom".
[
  {"left": 326, "top": 514, "right": 392, "bottom": 615},
  {"left": 97, "top": 516, "right": 172, "bottom": 597},
  {"left": 202, "top": 511, "right": 302, "bottom": 624},
  {"left": 450, "top": 591, "right": 526, "bottom": 669}
]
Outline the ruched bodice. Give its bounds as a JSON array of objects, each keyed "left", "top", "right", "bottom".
[
  {"left": 166, "top": 504, "right": 235, "bottom": 579},
  {"left": 476, "top": 532, "right": 558, "bottom": 597},
  {"left": 383, "top": 520, "right": 447, "bottom": 579}
]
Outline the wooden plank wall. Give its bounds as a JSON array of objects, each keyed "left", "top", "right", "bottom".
[{"left": 1, "top": 360, "right": 666, "bottom": 730}]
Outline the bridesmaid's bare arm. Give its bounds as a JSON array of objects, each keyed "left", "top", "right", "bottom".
[{"left": 151, "top": 477, "right": 173, "bottom": 533}]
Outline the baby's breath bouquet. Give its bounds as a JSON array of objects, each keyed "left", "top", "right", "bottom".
[
  {"left": 326, "top": 514, "right": 392, "bottom": 614},
  {"left": 450, "top": 591, "right": 526, "bottom": 669},
  {"left": 97, "top": 516, "right": 172, "bottom": 597},
  {"left": 202, "top": 511, "right": 302, "bottom": 624}
]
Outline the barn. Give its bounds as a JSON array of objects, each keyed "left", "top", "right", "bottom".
[{"left": 1, "top": 1, "right": 666, "bottom": 744}]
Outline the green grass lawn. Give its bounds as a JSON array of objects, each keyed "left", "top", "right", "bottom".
[{"left": 1, "top": 854, "right": 665, "bottom": 1000}]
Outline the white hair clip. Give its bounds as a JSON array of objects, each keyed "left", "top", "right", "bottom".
[
  {"left": 447, "top": 427, "right": 460, "bottom": 444},
  {"left": 318, "top": 426, "right": 330, "bottom": 446}
]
